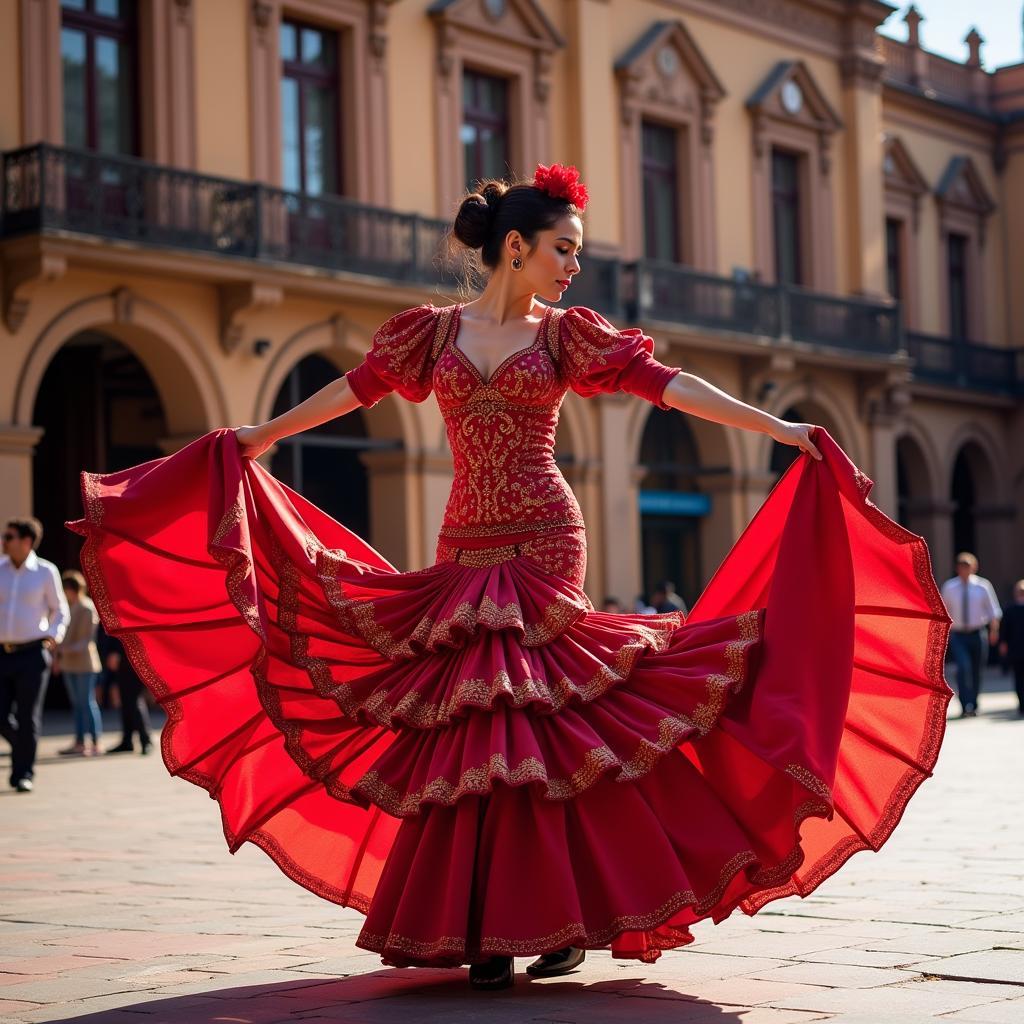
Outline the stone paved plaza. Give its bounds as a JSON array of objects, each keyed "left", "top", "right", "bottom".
[{"left": 2, "top": 672, "right": 1022, "bottom": 1024}]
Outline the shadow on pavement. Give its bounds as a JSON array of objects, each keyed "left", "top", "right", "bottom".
[{"left": 46, "top": 970, "right": 751, "bottom": 1023}]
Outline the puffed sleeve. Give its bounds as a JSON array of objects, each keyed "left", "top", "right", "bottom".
[
  {"left": 345, "top": 305, "right": 440, "bottom": 407},
  {"left": 556, "top": 306, "right": 680, "bottom": 409}
]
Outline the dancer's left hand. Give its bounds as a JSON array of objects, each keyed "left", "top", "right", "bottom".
[
  {"left": 770, "top": 421, "right": 822, "bottom": 461},
  {"left": 235, "top": 425, "right": 275, "bottom": 460}
]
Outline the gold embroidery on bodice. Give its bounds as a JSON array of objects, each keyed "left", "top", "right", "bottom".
[{"left": 434, "top": 305, "right": 584, "bottom": 540}]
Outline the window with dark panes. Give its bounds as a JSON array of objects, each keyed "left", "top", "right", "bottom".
[
  {"left": 947, "top": 232, "right": 968, "bottom": 340},
  {"left": 771, "top": 148, "right": 802, "bottom": 285},
  {"left": 462, "top": 70, "right": 510, "bottom": 186},
  {"left": 281, "top": 19, "right": 340, "bottom": 196},
  {"left": 641, "top": 120, "right": 681, "bottom": 263},
  {"left": 885, "top": 217, "right": 903, "bottom": 301},
  {"left": 60, "top": 0, "right": 137, "bottom": 155}
]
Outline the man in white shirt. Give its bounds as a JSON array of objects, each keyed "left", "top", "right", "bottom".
[
  {"left": 0, "top": 517, "right": 69, "bottom": 791},
  {"left": 940, "top": 551, "right": 1002, "bottom": 718}
]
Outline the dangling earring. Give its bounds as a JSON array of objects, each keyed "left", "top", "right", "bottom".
[{"left": 511, "top": 256, "right": 523, "bottom": 271}]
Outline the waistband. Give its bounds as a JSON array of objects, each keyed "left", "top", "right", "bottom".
[
  {"left": 437, "top": 523, "right": 585, "bottom": 549},
  {"left": 0, "top": 638, "right": 44, "bottom": 654}
]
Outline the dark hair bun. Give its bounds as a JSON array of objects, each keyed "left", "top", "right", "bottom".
[{"left": 453, "top": 180, "right": 507, "bottom": 249}]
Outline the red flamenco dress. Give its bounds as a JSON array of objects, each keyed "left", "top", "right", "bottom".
[{"left": 68, "top": 303, "right": 953, "bottom": 966}]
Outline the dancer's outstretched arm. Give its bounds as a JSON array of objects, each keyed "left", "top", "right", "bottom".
[
  {"left": 662, "top": 372, "right": 822, "bottom": 461},
  {"left": 234, "top": 376, "right": 362, "bottom": 459}
]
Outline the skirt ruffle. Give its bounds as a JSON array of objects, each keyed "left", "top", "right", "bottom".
[{"left": 68, "top": 428, "right": 952, "bottom": 965}]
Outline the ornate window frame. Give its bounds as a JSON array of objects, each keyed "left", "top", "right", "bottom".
[
  {"left": 248, "top": 0, "right": 393, "bottom": 204},
  {"left": 747, "top": 60, "right": 842, "bottom": 289},
  {"left": 428, "top": 0, "right": 564, "bottom": 216},
  {"left": 882, "top": 134, "right": 928, "bottom": 329},
  {"left": 934, "top": 155, "right": 995, "bottom": 342},
  {"left": 19, "top": 0, "right": 196, "bottom": 167},
  {"left": 614, "top": 20, "right": 725, "bottom": 268}
]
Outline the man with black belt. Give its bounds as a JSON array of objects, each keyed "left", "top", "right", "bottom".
[
  {"left": 940, "top": 551, "right": 1002, "bottom": 719},
  {"left": 0, "top": 518, "right": 70, "bottom": 791}
]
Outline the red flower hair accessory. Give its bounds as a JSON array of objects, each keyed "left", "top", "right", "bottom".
[{"left": 532, "top": 163, "right": 589, "bottom": 211}]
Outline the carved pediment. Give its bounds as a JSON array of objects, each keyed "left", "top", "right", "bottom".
[
  {"left": 936, "top": 155, "right": 995, "bottom": 216},
  {"left": 883, "top": 135, "right": 929, "bottom": 197},
  {"left": 614, "top": 21, "right": 726, "bottom": 134},
  {"left": 429, "top": 0, "right": 564, "bottom": 54},
  {"left": 747, "top": 60, "right": 842, "bottom": 133}
]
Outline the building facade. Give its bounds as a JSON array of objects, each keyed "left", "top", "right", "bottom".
[{"left": 1, "top": 0, "right": 1022, "bottom": 610}]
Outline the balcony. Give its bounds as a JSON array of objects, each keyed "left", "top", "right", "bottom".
[
  {"left": 1, "top": 143, "right": 1020, "bottom": 395},
  {"left": 1, "top": 142, "right": 456, "bottom": 287},
  {"left": 905, "top": 332, "right": 1024, "bottom": 396}
]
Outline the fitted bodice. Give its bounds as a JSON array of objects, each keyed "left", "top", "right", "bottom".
[
  {"left": 433, "top": 305, "right": 582, "bottom": 540},
  {"left": 344, "top": 301, "right": 682, "bottom": 543}
]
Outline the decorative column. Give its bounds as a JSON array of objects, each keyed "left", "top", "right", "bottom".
[
  {"left": 0, "top": 424, "right": 44, "bottom": 525},
  {"left": 840, "top": 5, "right": 888, "bottom": 298},
  {"left": 19, "top": 0, "right": 62, "bottom": 145},
  {"left": 564, "top": 1, "right": 617, "bottom": 244},
  {"left": 597, "top": 394, "right": 643, "bottom": 607}
]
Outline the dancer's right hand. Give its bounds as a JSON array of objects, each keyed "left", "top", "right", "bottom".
[{"left": 235, "top": 425, "right": 274, "bottom": 460}]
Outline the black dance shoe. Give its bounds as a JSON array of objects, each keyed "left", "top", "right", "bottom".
[
  {"left": 469, "top": 955, "right": 514, "bottom": 990},
  {"left": 526, "top": 946, "right": 586, "bottom": 977}
]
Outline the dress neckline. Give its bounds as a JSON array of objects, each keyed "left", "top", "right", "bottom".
[{"left": 449, "top": 303, "right": 552, "bottom": 388}]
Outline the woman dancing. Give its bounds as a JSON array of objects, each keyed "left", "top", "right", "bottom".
[{"left": 70, "top": 163, "right": 952, "bottom": 991}]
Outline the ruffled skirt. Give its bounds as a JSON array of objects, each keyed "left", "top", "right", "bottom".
[{"left": 68, "top": 429, "right": 952, "bottom": 965}]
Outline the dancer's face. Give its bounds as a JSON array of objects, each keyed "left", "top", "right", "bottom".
[{"left": 507, "top": 214, "right": 583, "bottom": 305}]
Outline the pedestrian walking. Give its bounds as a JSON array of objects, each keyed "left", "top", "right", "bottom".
[
  {"left": 940, "top": 552, "right": 1002, "bottom": 718},
  {"left": 0, "top": 517, "right": 69, "bottom": 792},
  {"left": 103, "top": 635, "right": 152, "bottom": 756},
  {"left": 56, "top": 570, "right": 104, "bottom": 757}
]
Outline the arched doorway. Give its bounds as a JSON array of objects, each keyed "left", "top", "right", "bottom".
[
  {"left": 269, "top": 354, "right": 377, "bottom": 537},
  {"left": 32, "top": 332, "right": 168, "bottom": 572},
  {"left": 950, "top": 441, "right": 996, "bottom": 565},
  {"left": 638, "top": 408, "right": 707, "bottom": 608},
  {"left": 896, "top": 433, "right": 935, "bottom": 547},
  {"left": 769, "top": 402, "right": 845, "bottom": 479}
]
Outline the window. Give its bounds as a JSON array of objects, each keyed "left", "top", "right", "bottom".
[
  {"left": 462, "top": 70, "right": 510, "bottom": 186},
  {"left": 771, "top": 148, "right": 802, "bottom": 285},
  {"left": 280, "top": 19, "right": 340, "bottom": 196},
  {"left": 641, "top": 121, "right": 680, "bottom": 262},
  {"left": 885, "top": 217, "right": 903, "bottom": 301},
  {"left": 947, "top": 232, "right": 968, "bottom": 340},
  {"left": 60, "top": 0, "right": 137, "bottom": 155}
]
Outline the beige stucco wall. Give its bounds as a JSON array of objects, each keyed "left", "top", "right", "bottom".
[
  {"left": 0, "top": 3, "right": 20, "bottom": 151},
  {"left": 193, "top": 0, "right": 251, "bottom": 179}
]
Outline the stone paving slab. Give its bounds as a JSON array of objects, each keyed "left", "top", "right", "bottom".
[{"left": 1, "top": 687, "right": 1022, "bottom": 1022}]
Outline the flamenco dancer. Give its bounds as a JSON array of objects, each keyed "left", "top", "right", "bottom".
[{"left": 70, "top": 163, "right": 953, "bottom": 991}]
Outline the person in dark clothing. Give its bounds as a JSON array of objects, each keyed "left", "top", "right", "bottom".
[
  {"left": 650, "top": 580, "right": 688, "bottom": 616},
  {"left": 103, "top": 635, "right": 152, "bottom": 755},
  {"left": 998, "top": 579, "right": 1024, "bottom": 717}
]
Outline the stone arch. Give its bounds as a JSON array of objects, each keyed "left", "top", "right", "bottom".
[
  {"left": 945, "top": 421, "right": 1003, "bottom": 502},
  {"left": 15, "top": 290, "right": 224, "bottom": 437},
  {"left": 623, "top": 366, "right": 746, "bottom": 478},
  {"left": 895, "top": 417, "right": 941, "bottom": 501},
  {"left": 255, "top": 316, "right": 419, "bottom": 447},
  {"left": 947, "top": 426, "right": 1002, "bottom": 574},
  {"left": 894, "top": 419, "right": 940, "bottom": 549},
  {"left": 760, "top": 378, "right": 861, "bottom": 472}
]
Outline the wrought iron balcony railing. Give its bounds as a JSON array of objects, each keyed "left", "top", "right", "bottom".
[
  {"left": 0, "top": 142, "right": 458, "bottom": 286},
  {"left": 905, "top": 331, "right": 1023, "bottom": 395},
  {"left": 2, "top": 143, "right": 1020, "bottom": 393},
  {"left": 629, "top": 261, "right": 901, "bottom": 356}
]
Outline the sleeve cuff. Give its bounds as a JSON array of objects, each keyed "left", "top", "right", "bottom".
[{"left": 346, "top": 362, "right": 392, "bottom": 408}]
